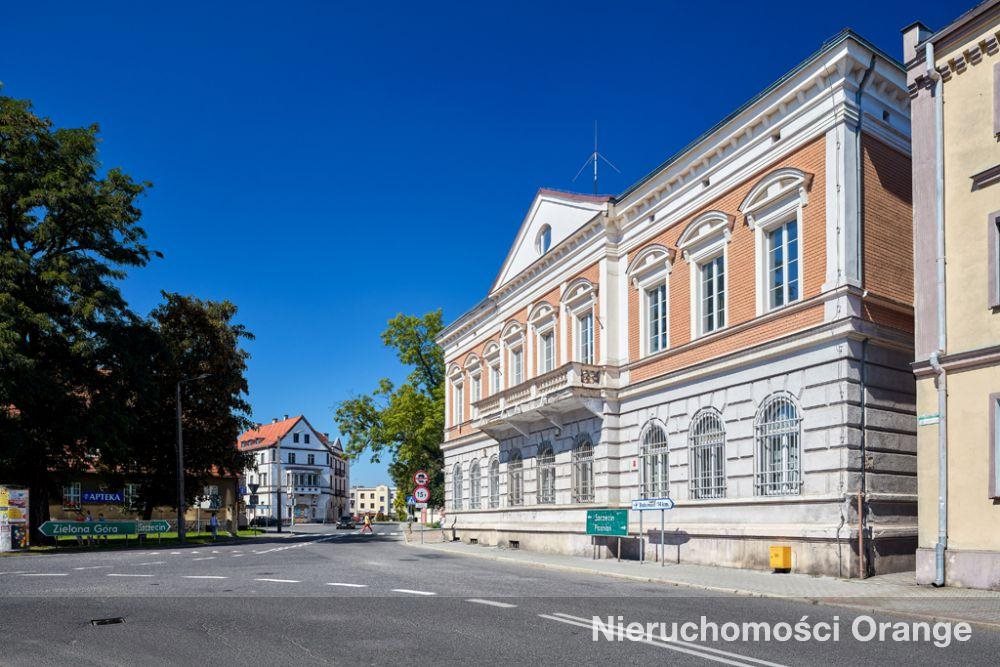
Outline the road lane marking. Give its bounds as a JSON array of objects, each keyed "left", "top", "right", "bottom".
[
  {"left": 20, "top": 573, "right": 68, "bottom": 577},
  {"left": 74, "top": 566, "right": 112, "bottom": 570},
  {"left": 191, "top": 556, "right": 216, "bottom": 561},
  {"left": 255, "top": 578, "right": 300, "bottom": 583},
  {"left": 392, "top": 589, "right": 436, "bottom": 596},
  {"left": 170, "top": 552, "right": 181, "bottom": 555},
  {"left": 183, "top": 575, "right": 228, "bottom": 579},
  {"left": 211, "top": 550, "right": 220, "bottom": 554},
  {"left": 108, "top": 573, "right": 155, "bottom": 578},
  {"left": 326, "top": 583, "right": 367, "bottom": 588},
  {"left": 543, "top": 613, "right": 786, "bottom": 667},
  {"left": 136, "top": 561, "right": 165, "bottom": 566},
  {"left": 231, "top": 554, "right": 244, "bottom": 558},
  {"left": 466, "top": 598, "right": 516, "bottom": 608}
]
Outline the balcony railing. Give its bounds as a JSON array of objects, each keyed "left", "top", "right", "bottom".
[{"left": 472, "top": 361, "right": 606, "bottom": 420}]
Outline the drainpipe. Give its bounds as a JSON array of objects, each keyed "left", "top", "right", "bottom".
[
  {"left": 925, "top": 41, "right": 948, "bottom": 587},
  {"left": 853, "top": 54, "right": 876, "bottom": 579}
]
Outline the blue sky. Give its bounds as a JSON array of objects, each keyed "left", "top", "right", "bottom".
[{"left": 2, "top": 1, "right": 967, "bottom": 485}]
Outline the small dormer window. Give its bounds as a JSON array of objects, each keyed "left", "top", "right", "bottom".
[{"left": 536, "top": 224, "right": 552, "bottom": 254}]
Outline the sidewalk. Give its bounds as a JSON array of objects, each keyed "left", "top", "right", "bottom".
[{"left": 403, "top": 536, "right": 1000, "bottom": 630}]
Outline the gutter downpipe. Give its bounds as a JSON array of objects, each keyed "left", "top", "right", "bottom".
[
  {"left": 925, "top": 41, "right": 948, "bottom": 587},
  {"left": 854, "top": 54, "right": 876, "bottom": 579}
]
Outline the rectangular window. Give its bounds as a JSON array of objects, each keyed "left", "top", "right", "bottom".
[
  {"left": 307, "top": 454, "right": 315, "bottom": 465},
  {"left": 646, "top": 283, "right": 668, "bottom": 353},
  {"left": 471, "top": 375, "right": 481, "bottom": 403},
  {"left": 538, "top": 331, "right": 555, "bottom": 373},
  {"left": 767, "top": 219, "right": 799, "bottom": 309},
  {"left": 989, "top": 213, "right": 1000, "bottom": 309},
  {"left": 260, "top": 473, "right": 267, "bottom": 487},
  {"left": 490, "top": 364, "right": 501, "bottom": 393},
  {"left": 510, "top": 348, "right": 523, "bottom": 385},
  {"left": 700, "top": 255, "right": 726, "bottom": 334},
  {"left": 124, "top": 483, "right": 140, "bottom": 510},
  {"left": 288, "top": 453, "right": 296, "bottom": 464},
  {"left": 992, "top": 395, "right": 1000, "bottom": 499},
  {"left": 293, "top": 433, "right": 300, "bottom": 443},
  {"left": 304, "top": 434, "right": 310, "bottom": 444},
  {"left": 62, "top": 482, "right": 81, "bottom": 509},
  {"left": 577, "top": 312, "right": 594, "bottom": 364},
  {"left": 453, "top": 382, "right": 464, "bottom": 423},
  {"left": 272, "top": 449, "right": 277, "bottom": 462}
]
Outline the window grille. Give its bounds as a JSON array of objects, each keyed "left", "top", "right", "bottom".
[{"left": 754, "top": 395, "right": 802, "bottom": 496}]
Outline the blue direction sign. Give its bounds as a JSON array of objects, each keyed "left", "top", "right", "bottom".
[{"left": 631, "top": 497, "right": 675, "bottom": 511}]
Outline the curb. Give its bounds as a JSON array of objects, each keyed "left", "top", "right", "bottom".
[{"left": 403, "top": 540, "right": 1000, "bottom": 632}]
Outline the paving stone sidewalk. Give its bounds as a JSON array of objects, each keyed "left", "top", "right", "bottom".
[{"left": 404, "top": 535, "right": 1000, "bottom": 629}]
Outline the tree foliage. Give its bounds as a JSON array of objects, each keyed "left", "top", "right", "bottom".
[{"left": 335, "top": 311, "right": 445, "bottom": 508}]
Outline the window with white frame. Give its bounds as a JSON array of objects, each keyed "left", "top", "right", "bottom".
[
  {"left": 538, "top": 329, "right": 555, "bottom": 373},
  {"left": 490, "top": 364, "right": 501, "bottom": 393},
  {"left": 468, "top": 461, "right": 481, "bottom": 509},
  {"left": 509, "top": 347, "right": 523, "bottom": 385},
  {"left": 699, "top": 256, "right": 726, "bottom": 334},
  {"left": 452, "top": 380, "right": 464, "bottom": 424},
  {"left": 125, "top": 482, "right": 141, "bottom": 510},
  {"left": 488, "top": 456, "right": 500, "bottom": 508},
  {"left": 307, "top": 453, "right": 315, "bottom": 465},
  {"left": 740, "top": 168, "right": 811, "bottom": 316},
  {"left": 62, "top": 482, "right": 81, "bottom": 509},
  {"left": 991, "top": 394, "right": 1000, "bottom": 499},
  {"left": 470, "top": 374, "right": 481, "bottom": 403},
  {"left": 754, "top": 394, "right": 802, "bottom": 496},
  {"left": 628, "top": 245, "right": 673, "bottom": 357},
  {"left": 536, "top": 224, "right": 552, "bottom": 254},
  {"left": 767, "top": 218, "right": 800, "bottom": 309},
  {"left": 646, "top": 283, "right": 668, "bottom": 353},
  {"left": 689, "top": 410, "right": 726, "bottom": 499},
  {"left": 452, "top": 463, "right": 463, "bottom": 510},
  {"left": 288, "top": 452, "right": 296, "bottom": 464},
  {"left": 640, "top": 422, "right": 669, "bottom": 499},
  {"left": 577, "top": 311, "right": 594, "bottom": 364},
  {"left": 572, "top": 436, "right": 594, "bottom": 503},
  {"left": 508, "top": 452, "right": 523, "bottom": 506},
  {"left": 536, "top": 444, "right": 556, "bottom": 504}
]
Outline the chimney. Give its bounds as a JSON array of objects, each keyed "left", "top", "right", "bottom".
[
  {"left": 283, "top": 414, "right": 289, "bottom": 420},
  {"left": 272, "top": 417, "right": 278, "bottom": 424},
  {"left": 902, "top": 21, "right": 933, "bottom": 65}
]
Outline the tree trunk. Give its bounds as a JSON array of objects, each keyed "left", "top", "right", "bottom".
[{"left": 28, "top": 481, "right": 53, "bottom": 546}]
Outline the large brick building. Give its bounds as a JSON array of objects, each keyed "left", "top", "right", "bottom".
[{"left": 436, "top": 30, "right": 917, "bottom": 577}]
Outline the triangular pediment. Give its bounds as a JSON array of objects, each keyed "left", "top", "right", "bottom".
[{"left": 490, "top": 188, "right": 610, "bottom": 293}]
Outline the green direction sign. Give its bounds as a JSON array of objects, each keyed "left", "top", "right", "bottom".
[
  {"left": 137, "top": 520, "right": 170, "bottom": 534},
  {"left": 586, "top": 509, "right": 628, "bottom": 537},
  {"left": 39, "top": 520, "right": 170, "bottom": 537}
]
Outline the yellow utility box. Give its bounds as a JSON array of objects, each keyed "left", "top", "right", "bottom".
[{"left": 769, "top": 545, "right": 792, "bottom": 572}]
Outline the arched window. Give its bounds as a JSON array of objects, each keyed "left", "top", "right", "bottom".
[
  {"left": 572, "top": 436, "right": 594, "bottom": 503},
  {"left": 452, "top": 462, "right": 463, "bottom": 510},
  {"left": 536, "top": 224, "right": 552, "bottom": 254},
  {"left": 640, "top": 422, "right": 669, "bottom": 498},
  {"left": 488, "top": 456, "right": 500, "bottom": 508},
  {"left": 507, "top": 452, "right": 523, "bottom": 506},
  {"left": 536, "top": 444, "right": 556, "bottom": 504},
  {"left": 689, "top": 410, "right": 726, "bottom": 499},
  {"left": 468, "top": 461, "right": 481, "bottom": 509},
  {"left": 754, "top": 394, "right": 802, "bottom": 496}
]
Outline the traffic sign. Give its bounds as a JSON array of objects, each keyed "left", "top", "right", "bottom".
[
  {"left": 248, "top": 483, "right": 260, "bottom": 493},
  {"left": 38, "top": 520, "right": 170, "bottom": 537},
  {"left": 136, "top": 520, "right": 170, "bottom": 534},
  {"left": 405, "top": 495, "right": 414, "bottom": 505},
  {"left": 413, "top": 470, "right": 429, "bottom": 486},
  {"left": 631, "top": 497, "right": 675, "bottom": 511},
  {"left": 413, "top": 502, "right": 428, "bottom": 509},
  {"left": 585, "top": 509, "right": 628, "bottom": 537},
  {"left": 413, "top": 486, "right": 430, "bottom": 503}
]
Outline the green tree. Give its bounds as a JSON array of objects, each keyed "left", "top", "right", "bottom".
[
  {"left": 335, "top": 311, "right": 445, "bottom": 508},
  {"left": 94, "top": 293, "right": 255, "bottom": 519},
  {"left": 0, "top": 96, "right": 156, "bottom": 541}
]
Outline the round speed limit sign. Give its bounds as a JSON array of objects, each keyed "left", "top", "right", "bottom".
[{"left": 413, "top": 486, "right": 430, "bottom": 503}]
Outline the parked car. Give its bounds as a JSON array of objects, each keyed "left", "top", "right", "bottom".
[
  {"left": 250, "top": 516, "right": 279, "bottom": 527},
  {"left": 336, "top": 515, "right": 356, "bottom": 529}
]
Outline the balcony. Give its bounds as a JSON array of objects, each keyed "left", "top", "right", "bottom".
[{"left": 471, "top": 362, "right": 615, "bottom": 438}]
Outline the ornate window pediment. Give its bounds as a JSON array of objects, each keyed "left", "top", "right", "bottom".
[
  {"left": 677, "top": 210, "right": 734, "bottom": 261},
  {"left": 500, "top": 320, "right": 524, "bottom": 345},
  {"left": 527, "top": 301, "right": 557, "bottom": 328},
  {"left": 740, "top": 168, "right": 813, "bottom": 227},
  {"left": 627, "top": 244, "right": 676, "bottom": 287},
  {"left": 561, "top": 277, "right": 597, "bottom": 311}
]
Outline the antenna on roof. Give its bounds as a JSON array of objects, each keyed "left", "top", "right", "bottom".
[{"left": 573, "top": 121, "right": 620, "bottom": 195}]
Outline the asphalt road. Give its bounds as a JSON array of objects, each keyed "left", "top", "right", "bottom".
[{"left": 2, "top": 523, "right": 998, "bottom": 665}]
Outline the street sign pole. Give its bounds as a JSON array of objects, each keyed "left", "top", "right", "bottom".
[
  {"left": 660, "top": 509, "right": 665, "bottom": 567},
  {"left": 639, "top": 511, "right": 644, "bottom": 564},
  {"left": 175, "top": 382, "right": 185, "bottom": 544}
]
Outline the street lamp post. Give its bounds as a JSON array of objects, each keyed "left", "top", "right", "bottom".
[{"left": 176, "top": 373, "right": 211, "bottom": 544}]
